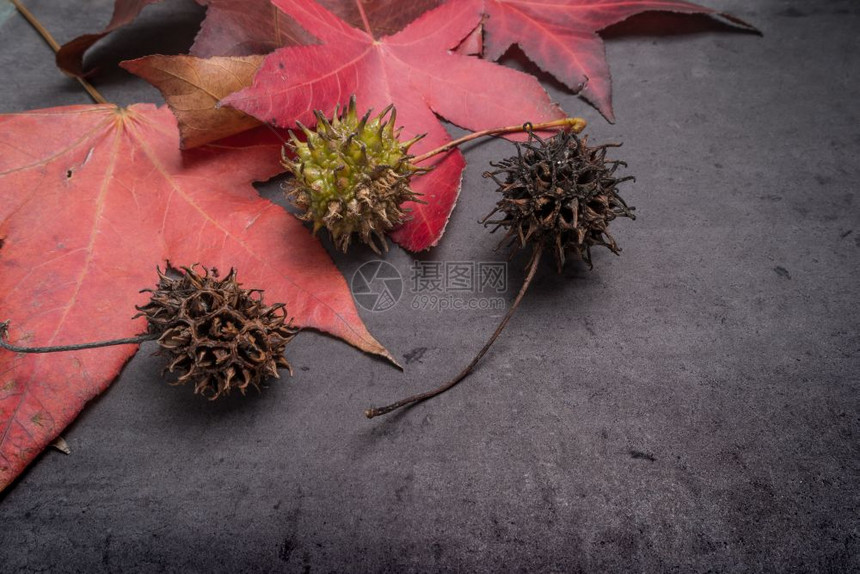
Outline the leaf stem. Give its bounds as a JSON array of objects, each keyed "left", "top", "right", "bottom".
[
  {"left": 365, "top": 245, "right": 544, "bottom": 419},
  {"left": 412, "top": 118, "right": 586, "bottom": 164},
  {"left": 11, "top": 0, "right": 108, "bottom": 104},
  {"left": 0, "top": 321, "right": 155, "bottom": 354}
]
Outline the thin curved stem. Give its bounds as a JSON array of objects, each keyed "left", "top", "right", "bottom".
[
  {"left": 0, "top": 321, "right": 155, "bottom": 354},
  {"left": 365, "top": 245, "right": 544, "bottom": 419},
  {"left": 11, "top": 0, "right": 108, "bottom": 105},
  {"left": 412, "top": 118, "right": 586, "bottom": 164}
]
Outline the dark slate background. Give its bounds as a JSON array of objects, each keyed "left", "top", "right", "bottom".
[{"left": 0, "top": 1, "right": 858, "bottom": 572}]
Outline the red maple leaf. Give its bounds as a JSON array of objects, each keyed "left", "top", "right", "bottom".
[
  {"left": 0, "top": 104, "right": 392, "bottom": 490},
  {"left": 478, "top": 0, "right": 755, "bottom": 121},
  {"left": 221, "top": 0, "right": 564, "bottom": 251}
]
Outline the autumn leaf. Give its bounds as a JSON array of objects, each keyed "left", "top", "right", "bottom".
[
  {"left": 478, "top": 0, "right": 756, "bottom": 121},
  {"left": 0, "top": 103, "right": 394, "bottom": 491},
  {"left": 121, "top": 54, "right": 265, "bottom": 148},
  {"left": 191, "top": 0, "right": 315, "bottom": 58},
  {"left": 222, "top": 0, "right": 564, "bottom": 251},
  {"left": 56, "top": 0, "right": 163, "bottom": 77}
]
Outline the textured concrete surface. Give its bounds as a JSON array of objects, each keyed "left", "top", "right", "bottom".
[{"left": 1, "top": 0, "right": 858, "bottom": 572}]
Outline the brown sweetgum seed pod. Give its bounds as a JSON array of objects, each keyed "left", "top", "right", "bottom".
[
  {"left": 482, "top": 128, "right": 635, "bottom": 271},
  {"left": 134, "top": 266, "right": 298, "bottom": 399}
]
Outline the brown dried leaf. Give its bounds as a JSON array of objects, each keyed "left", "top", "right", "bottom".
[{"left": 121, "top": 54, "right": 264, "bottom": 148}]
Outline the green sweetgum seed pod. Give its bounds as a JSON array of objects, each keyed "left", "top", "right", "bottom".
[{"left": 282, "top": 95, "right": 426, "bottom": 253}]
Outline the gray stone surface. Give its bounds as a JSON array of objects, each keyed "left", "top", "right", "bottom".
[{"left": 0, "top": 0, "right": 858, "bottom": 572}]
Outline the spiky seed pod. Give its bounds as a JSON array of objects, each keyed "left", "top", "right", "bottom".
[
  {"left": 282, "top": 95, "right": 426, "bottom": 253},
  {"left": 482, "top": 129, "right": 635, "bottom": 270},
  {"left": 134, "top": 266, "right": 297, "bottom": 399}
]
